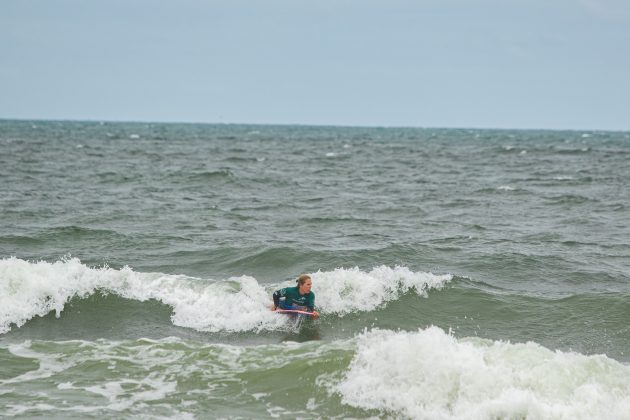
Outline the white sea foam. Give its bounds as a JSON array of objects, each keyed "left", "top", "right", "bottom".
[
  {"left": 335, "top": 327, "right": 630, "bottom": 419},
  {"left": 0, "top": 257, "right": 123, "bottom": 334},
  {"left": 2, "top": 338, "right": 192, "bottom": 417},
  {"left": 3, "top": 340, "right": 72, "bottom": 384},
  {"left": 312, "top": 266, "right": 451, "bottom": 315},
  {"left": 85, "top": 376, "right": 178, "bottom": 411},
  {"left": 0, "top": 258, "right": 447, "bottom": 333},
  {"left": 0, "top": 257, "right": 281, "bottom": 334}
]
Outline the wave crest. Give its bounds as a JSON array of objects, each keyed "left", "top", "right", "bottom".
[
  {"left": 1, "top": 258, "right": 449, "bottom": 334},
  {"left": 335, "top": 327, "right": 630, "bottom": 419},
  {"left": 312, "top": 266, "right": 452, "bottom": 315}
]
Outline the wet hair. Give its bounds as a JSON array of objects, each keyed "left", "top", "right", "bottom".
[{"left": 296, "top": 274, "right": 311, "bottom": 285}]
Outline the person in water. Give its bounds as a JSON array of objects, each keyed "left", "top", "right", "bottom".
[{"left": 272, "top": 274, "right": 320, "bottom": 319}]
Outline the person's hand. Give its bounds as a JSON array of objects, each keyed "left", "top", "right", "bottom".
[
  {"left": 270, "top": 304, "right": 277, "bottom": 311},
  {"left": 311, "top": 311, "right": 319, "bottom": 320}
]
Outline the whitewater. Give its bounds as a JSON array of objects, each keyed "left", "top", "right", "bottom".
[{"left": 0, "top": 257, "right": 451, "bottom": 334}]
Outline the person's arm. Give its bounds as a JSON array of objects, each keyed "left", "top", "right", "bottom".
[
  {"left": 306, "top": 292, "right": 315, "bottom": 312},
  {"left": 272, "top": 289, "right": 282, "bottom": 310},
  {"left": 306, "top": 292, "right": 319, "bottom": 319}
]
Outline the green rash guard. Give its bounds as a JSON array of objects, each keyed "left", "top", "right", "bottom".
[{"left": 273, "top": 286, "right": 315, "bottom": 311}]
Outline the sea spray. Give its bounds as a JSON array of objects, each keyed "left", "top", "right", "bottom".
[
  {"left": 0, "top": 257, "right": 281, "bottom": 334},
  {"left": 311, "top": 265, "right": 452, "bottom": 315},
  {"left": 335, "top": 327, "right": 630, "bottom": 419},
  {"left": 0, "top": 257, "right": 123, "bottom": 334},
  {"left": 1, "top": 257, "right": 450, "bottom": 334}
]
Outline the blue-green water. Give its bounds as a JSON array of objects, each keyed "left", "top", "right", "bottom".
[{"left": 1, "top": 120, "right": 629, "bottom": 418}]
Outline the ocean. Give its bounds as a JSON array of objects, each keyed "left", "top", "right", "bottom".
[{"left": 1, "top": 120, "right": 629, "bottom": 419}]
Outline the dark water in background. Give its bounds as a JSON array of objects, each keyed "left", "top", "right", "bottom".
[{"left": 1, "top": 120, "right": 629, "bottom": 418}]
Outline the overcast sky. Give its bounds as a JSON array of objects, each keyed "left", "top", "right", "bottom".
[{"left": 1, "top": 0, "right": 629, "bottom": 130}]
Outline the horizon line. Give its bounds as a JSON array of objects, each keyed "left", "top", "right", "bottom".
[{"left": 0, "top": 116, "right": 627, "bottom": 134}]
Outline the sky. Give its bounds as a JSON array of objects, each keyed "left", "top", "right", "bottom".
[{"left": 1, "top": 0, "right": 629, "bottom": 130}]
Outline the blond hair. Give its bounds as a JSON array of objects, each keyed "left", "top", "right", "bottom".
[{"left": 296, "top": 274, "right": 311, "bottom": 285}]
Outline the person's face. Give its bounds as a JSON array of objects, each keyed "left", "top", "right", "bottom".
[{"left": 299, "top": 279, "right": 312, "bottom": 294}]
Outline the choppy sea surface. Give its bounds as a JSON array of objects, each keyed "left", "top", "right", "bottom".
[{"left": 1, "top": 120, "right": 629, "bottom": 419}]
